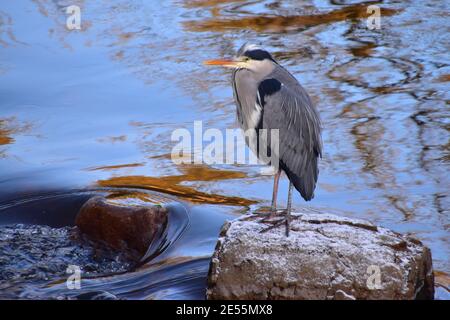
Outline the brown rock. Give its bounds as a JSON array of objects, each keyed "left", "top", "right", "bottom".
[
  {"left": 207, "top": 211, "right": 434, "bottom": 300},
  {"left": 75, "top": 196, "right": 168, "bottom": 259}
]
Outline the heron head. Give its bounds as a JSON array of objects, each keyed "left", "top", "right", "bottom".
[{"left": 204, "top": 44, "right": 277, "bottom": 72}]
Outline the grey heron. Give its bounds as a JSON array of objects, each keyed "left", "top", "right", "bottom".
[{"left": 205, "top": 44, "right": 322, "bottom": 236}]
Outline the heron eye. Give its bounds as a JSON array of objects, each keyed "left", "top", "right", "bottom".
[{"left": 244, "top": 57, "right": 250, "bottom": 62}]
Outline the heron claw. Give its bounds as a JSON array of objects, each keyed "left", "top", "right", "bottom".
[
  {"left": 251, "top": 208, "right": 291, "bottom": 236},
  {"left": 258, "top": 209, "right": 289, "bottom": 233}
]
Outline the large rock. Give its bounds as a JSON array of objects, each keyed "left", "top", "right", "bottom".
[
  {"left": 75, "top": 196, "right": 168, "bottom": 259},
  {"left": 207, "top": 212, "right": 434, "bottom": 300}
]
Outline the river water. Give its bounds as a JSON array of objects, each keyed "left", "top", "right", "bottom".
[{"left": 0, "top": 0, "right": 448, "bottom": 299}]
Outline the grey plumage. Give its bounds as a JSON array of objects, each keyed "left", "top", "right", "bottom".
[
  {"left": 231, "top": 44, "right": 322, "bottom": 201},
  {"left": 204, "top": 43, "right": 322, "bottom": 236}
]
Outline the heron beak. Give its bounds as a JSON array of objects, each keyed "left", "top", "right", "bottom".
[{"left": 203, "top": 59, "right": 243, "bottom": 68}]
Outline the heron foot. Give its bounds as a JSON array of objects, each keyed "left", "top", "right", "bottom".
[{"left": 259, "top": 209, "right": 289, "bottom": 233}]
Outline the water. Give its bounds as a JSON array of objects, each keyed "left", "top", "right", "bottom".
[{"left": 0, "top": 0, "right": 449, "bottom": 299}]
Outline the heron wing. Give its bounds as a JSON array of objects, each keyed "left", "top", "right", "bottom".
[{"left": 258, "top": 73, "right": 322, "bottom": 201}]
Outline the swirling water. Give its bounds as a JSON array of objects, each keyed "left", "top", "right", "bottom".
[{"left": 0, "top": 0, "right": 448, "bottom": 299}]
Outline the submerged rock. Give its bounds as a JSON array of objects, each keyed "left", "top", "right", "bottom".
[
  {"left": 75, "top": 196, "right": 168, "bottom": 259},
  {"left": 207, "top": 212, "right": 434, "bottom": 300}
]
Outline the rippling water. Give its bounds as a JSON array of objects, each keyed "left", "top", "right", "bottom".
[{"left": 0, "top": 0, "right": 449, "bottom": 299}]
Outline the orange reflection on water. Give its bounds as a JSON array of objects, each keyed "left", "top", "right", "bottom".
[
  {"left": 183, "top": 3, "right": 398, "bottom": 32},
  {"left": 0, "top": 119, "right": 14, "bottom": 145},
  {"left": 437, "top": 74, "right": 450, "bottom": 82},
  {"left": 350, "top": 42, "right": 377, "bottom": 57},
  {"left": 0, "top": 117, "right": 32, "bottom": 157},
  {"left": 97, "top": 163, "right": 256, "bottom": 206}
]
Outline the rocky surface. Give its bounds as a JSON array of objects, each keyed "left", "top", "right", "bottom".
[
  {"left": 207, "top": 211, "right": 434, "bottom": 300},
  {"left": 75, "top": 196, "right": 168, "bottom": 259}
]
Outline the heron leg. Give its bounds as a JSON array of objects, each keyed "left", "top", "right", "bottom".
[
  {"left": 285, "top": 182, "right": 293, "bottom": 237},
  {"left": 254, "top": 170, "right": 281, "bottom": 219},
  {"left": 269, "top": 169, "right": 281, "bottom": 218},
  {"left": 260, "top": 181, "right": 293, "bottom": 234}
]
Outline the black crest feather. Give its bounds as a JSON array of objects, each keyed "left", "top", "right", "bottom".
[{"left": 244, "top": 49, "right": 275, "bottom": 62}]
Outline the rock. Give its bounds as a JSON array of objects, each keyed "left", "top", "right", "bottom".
[
  {"left": 75, "top": 196, "right": 168, "bottom": 259},
  {"left": 206, "top": 212, "right": 434, "bottom": 300}
]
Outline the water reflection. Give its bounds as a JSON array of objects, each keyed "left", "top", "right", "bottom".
[
  {"left": 97, "top": 163, "right": 256, "bottom": 206},
  {"left": 183, "top": 2, "right": 398, "bottom": 32},
  {"left": 0, "top": 0, "right": 448, "bottom": 298},
  {"left": 0, "top": 117, "right": 33, "bottom": 158}
]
